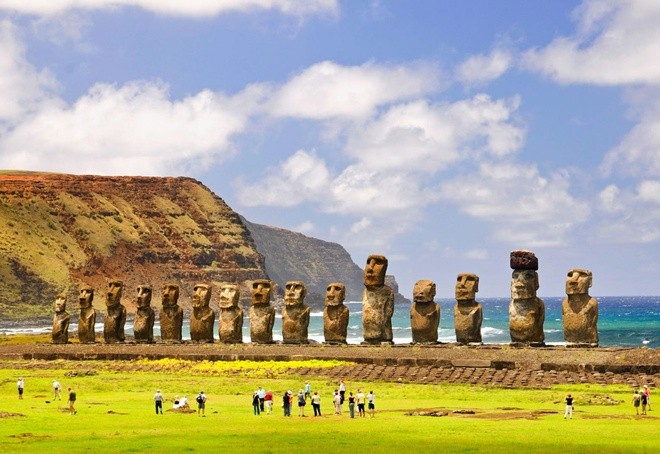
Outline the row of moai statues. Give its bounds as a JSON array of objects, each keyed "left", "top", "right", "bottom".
[{"left": 52, "top": 251, "right": 598, "bottom": 346}]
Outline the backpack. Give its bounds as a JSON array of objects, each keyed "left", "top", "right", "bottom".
[{"left": 196, "top": 394, "right": 204, "bottom": 404}]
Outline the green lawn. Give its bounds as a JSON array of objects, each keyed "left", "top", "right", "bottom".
[{"left": 0, "top": 360, "right": 657, "bottom": 453}]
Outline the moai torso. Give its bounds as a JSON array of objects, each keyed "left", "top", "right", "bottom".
[
  {"left": 362, "top": 255, "right": 394, "bottom": 344},
  {"left": 410, "top": 280, "right": 439, "bottom": 344},
  {"left": 282, "top": 281, "right": 310, "bottom": 344},
  {"left": 104, "top": 280, "right": 126, "bottom": 343},
  {"left": 133, "top": 285, "right": 155, "bottom": 343},
  {"left": 249, "top": 280, "right": 276, "bottom": 343},
  {"left": 78, "top": 287, "right": 96, "bottom": 344},
  {"left": 323, "top": 283, "right": 349, "bottom": 344},
  {"left": 160, "top": 284, "right": 183, "bottom": 342},
  {"left": 218, "top": 284, "right": 244, "bottom": 343},
  {"left": 52, "top": 294, "right": 70, "bottom": 344},
  {"left": 190, "top": 284, "right": 215, "bottom": 343},
  {"left": 454, "top": 273, "right": 483, "bottom": 344},
  {"left": 509, "top": 251, "right": 545, "bottom": 344},
  {"left": 562, "top": 269, "right": 599, "bottom": 345}
]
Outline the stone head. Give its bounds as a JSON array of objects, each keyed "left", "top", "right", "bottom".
[
  {"left": 455, "top": 273, "right": 479, "bottom": 301},
  {"left": 161, "top": 284, "right": 180, "bottom": 308},
  {"left": 192, "top": 284, "right": 212, "bottom": 309},
  {"left": 364, "top": 254, "right": 388, "bottom": 287},
  {"left": 511, "top": 269, "right": 539, "bottom": 299},
  {"left": 136, "top": 285, "right": 152, "bottom": 309},
  {"left": 413, "top": 280, "right": 436, "bottom": 303},
  {"left": 325, "top": 283, "right": 345, "bottom": 307},
  {"left": 218, "top": 283, "right": 240, "bottom": 309},
  {"left": 79, "top": 286, "right": 94, "bottom": 308},
  {"left": 106, "top": 280, "right": 123, "bottom": 308},
  {"left": 285, "top": 281, "right": 306, "bottom": 306},
  {"left": 54, "top": 294, "right": 67, "bottom": 313},
  {"left": 251, "top": 280, "right": 272, "bottom": 306},
  {"left": 565, "top": 268, "right": 592, "bottom": 296}
]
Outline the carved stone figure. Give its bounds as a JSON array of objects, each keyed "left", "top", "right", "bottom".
[
  {"left": 133, "top": 285, "right": 155, "bottom": 343},
  {"left": 218, "top": 283, "right": 243, "bottom": 343},
  {"left": 562, "top": 269, "right": 599, "bottom": 346},
  {"left": 362, "top": 254, "right": 394, "bottom": 344},
  {"left": 410, "top": 280, "right": 439, "bottom": 344},
  {"left": 509, "top": 251, "right": 545, "bottom": 345},
  {"left": 52, "top": 293, "right": 70, "bottom": 344},
  {"left": 160, "top": 284, "right": 183, "bottom": 342},
  {"left": 190, "top": 284, "right": 215, "bottom": 343},
  {"left": 248, "top": 279, "right": 276, "bottom": 344},
  {"left": 103, "top": 280, "right": 126, "bottom": 343},
  {"left": 282, "top": 281, "right": 310, "bottom": 344},
  {"left": 323, "top": 282, "right": 349, "bottom": 344},
  {"left": 77, "top": 286, "right": 96, "bottom": 344},
  {"left": 454, "top": 273, "right": 483, "bottom": 344}
]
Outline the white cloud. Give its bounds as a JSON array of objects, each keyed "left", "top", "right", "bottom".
[
  {"left": 267, "top": 60, "right": 441, "bottom": 120},
  {"left": 0, "top": 0, "right": 339, "bottom": 18},
  {"left": 596, "top": 182, "right": 660, "bottom": 243},
  {"left": 466, "top": 249, "right": 488, "bottom": 260},
  {"left": 637, "top": 180, "right": 660, "bottom": 204},
  {"left": 523, "top": 0, "right": 660, "bottom": 85},
  {"left": 293, "top": 220, "right": 314, "bottom": 234},
  {"left": 455, "top": 48, "right": 512, "bottom": 86}
]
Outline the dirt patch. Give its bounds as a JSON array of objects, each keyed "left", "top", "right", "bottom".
[
  {"left": 0, "top": 412, "right": 25, "bottom": 418},
  {"left": 107, "top": 410, "right": 128, "bottom": 415},
  {"left": 8, "top": 433, "right": 50, "bottom": 439}
]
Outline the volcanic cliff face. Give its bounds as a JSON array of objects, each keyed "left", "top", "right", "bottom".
[{"left": 0, "top": 171, "right": 266, "bottom": 317}]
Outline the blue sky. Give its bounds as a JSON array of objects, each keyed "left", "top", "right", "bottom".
[{"left": 1, "top": 1, "right": 659, "bottom": 298}]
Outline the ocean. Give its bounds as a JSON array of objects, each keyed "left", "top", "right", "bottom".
[{"left": 2, "top": 296, "right": 658, "bottom": 348}]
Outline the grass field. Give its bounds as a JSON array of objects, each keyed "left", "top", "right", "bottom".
[{"left": 0, "top": 359, "right": 657, "bottom": 453}]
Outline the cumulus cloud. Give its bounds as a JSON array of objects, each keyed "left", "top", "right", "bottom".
[
  {"left": 596, "top": 182, "right": 660, "bottom": 243},
  {"left": 455, "top": 48, "right": 512, "bottom": 86},
  {"left": 523, "top": 0, "right": 660, "bottom": 85},
  {"left": 0, "top": 0, "right": 338, "bottom": 18}
]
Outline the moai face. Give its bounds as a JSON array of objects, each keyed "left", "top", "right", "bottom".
[
  {"left": 161, "top": 284, "right": 180, "bottom": 308},
  {"left": 364, "top": 254, "right": 388, "bottom": 287},
  {"left": 566, "top": 269, "right": 592, "bottom": 296},
  {"left": 136, "top": 285, "right": 152, "bottom": 309},
  {"left": 219, "top": 284, "right": 240, "bottom": 309},
  {"left": 192, "top": 284, "right": 211, "bottom": 309},
  {"left": 413, "top": 280, "right": 436, "bottom": 303},
  {"left": 511, "top": 270, "right": 539, "bottom": 299},
  {"left": 54, "top": 294, "right": 67, "bottom": 313},
  {"left": 285, "top": 281, "right": 306, "bottom": 306},
  {"left": 456, "top": 273, "right": 479, "bottom": 301},
  {"left": 79, "top": 287, "right": 94, "bottom": 308},
  {"left": 251, "top": 280, "right": 272, "bottom": 306},
  {"left": 106, "top": 281, "right": 123, "bottom": 308},
  {"left": 325, "top": 283, "right": 345, "bottom": 307}
]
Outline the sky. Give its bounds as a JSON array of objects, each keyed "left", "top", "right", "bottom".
[{"left": 1, "top": 1, "right": 659, "bottom": 298}]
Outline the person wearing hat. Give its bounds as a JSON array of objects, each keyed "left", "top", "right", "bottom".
[{"left": 154, "top": 389, "right": 163, "bottom": 415}]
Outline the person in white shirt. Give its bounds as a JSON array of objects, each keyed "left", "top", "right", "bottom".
[
  {"left": 53, "top": 380, "right": 62, "bottom": 400},
  {"left": 154, "top": 389, "right": 164, "bottom": 415},
  {"left": 367, "top": 391, "right": 375, "bottom": 417},
  {"left": 17, "top": 377, "right": 24, "bottom": 399},
  {"left": 333, "top": 389, "right": 342, "bottom": 415}
]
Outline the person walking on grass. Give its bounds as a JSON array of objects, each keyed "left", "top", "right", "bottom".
[
  {"left": 264, "top": 390, "right": 273, "bottom": 415},
  {"left": 339, "top": 380, "right": 346, "bottom": 404},
  {"left": 68, "top": 387, "right": 77, "bottom": 415},
  {"left": 348, "top": 392, "right": 355, "bottom": 419},
  {"left": 643, "top": 385, "right": 651, "bottom": 411},
  {"left": 154, "top": 389, "right": 164, "bottom": 415},
  {"left": 196, "top": 391, "right": 207, "bottom": 417},
  {"left": 640, "top": 388, "right": 648, "bottom": 415},
  {"left": 564, "top": 394, "right": 573, "bottom": 419},
  {"left": 311, "top": 391, "right": 322, "bottom": 416},
  {"left": 252, "top": 392, "right": 261, "bottom": 415},
  {"left": 356, "top": 389, "right": 366, "bottom": 417},
  {"left": 367, "top": 390, "right": 376, "bottom": 418},
  {"left": 53, "top": 380, "right": 62, "bottom": 400},
  {"left": 633, "top": 389, "right": 641, "bottom": 415},
  {"left": 17, "top": 377, "right": 24, "bottom": 399},
  {"left": 283, "top": 391, "right": 292, "bottom": 417}
]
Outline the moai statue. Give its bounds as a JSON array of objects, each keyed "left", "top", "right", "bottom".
[
  {"left": 190, "top": 284, "right": 215, "bottom": 343},
  {"left": 362, "top": 254, "right": 394, "bottom": 344},
  {"left": 133, "top": 285, "right": 155, "bottom": 343},
  {"left": 218, "top": 283, "right": 244, "bottom": 343},
  {"left": 562, "top": 269, "right": 599, "bottom": 346},
  {"left": 248, "top": 279, "right": 276, "bottom": 344},
  {"left": 410, "top": 279, "right": 439, "bottom": 344},
  {"left": 454, "top": 273, "right": 483, "bottom": 344},
  {"left": 509, "top": 250, "right": 545, "bottom": 345},
  {"left": 52, "top": 293, "right": 70, "bottom": 344},
  {"left": 77, "top": 286, "right": 96, "bottom": 344},
  {"left": 282, "top": 281, "right": 311, "bottom": 344},
  {"left": 104, "top": 280, "right": 126, "bottom": 343},
  {"left": 323, "top": 282, "right": 349, "bottom": 344},
  {"left": 160, "top": 283, "right": 183, "bottom": 343}
]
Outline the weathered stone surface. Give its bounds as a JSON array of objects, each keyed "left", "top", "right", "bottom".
[
  {"left": 103, "top": 280, "right": 126, "bottom": 343},
  {"left": 160, "top": 284, "right": 183, "bottom": 342},
  {"left": 249, "top": 279, "right": 275, "bottom": 344},
  {"left": 562, "top": 269, "right": 599, "bottom": 345},
  {"left": 362, "top": 255, "right": 394, "bottom": 344},
  {"left": 190, "top": 284, "right": 215, "bottom": 343},
  {"left": 133, "top": 285, "right": 155, "bottom": 343},
  {"left": 282, "top": 281, "right": 310, "bottom": 344},
  {"left": 52, "top": 294, "right": 70, "bottom": 344},
  {"left": 510, "top": 250, "right": 538, "bottom": 270},
  {"left": 509, "top": 269, "right": 545, "bottom": 344},
  {"left": 454, "top": 273, "right": 483, "bottom": 344},
  {"left": 218, "top": 283, "right": 243, "bottom": 343},
  {"left": 77, "top": 286, "right": 96, "bottom": 344},
  {"left": 410, "top": 280, "right": 439, "bottom": 344},
  {"left": 323, "top": 282, "right": 349, "bottom": 344}
]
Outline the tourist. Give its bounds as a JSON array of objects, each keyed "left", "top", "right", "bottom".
[
  {"left": 264, "top": 390, "right": 274, "bottom": 414},
  {"left": 304, "top": 381, "right": 312, "bottom": 400},
  {"left": 196, "top": 391, "right": 207, "bottom": 417},
  {"left": 348, "top": 392, "right": 355, "bottom": 418},
  {"left": 154, "top": 389, "right": 164, "bottom": 415},
  {"left": 339, "top": 379, "right": 346, "bottom": 404},
  {"left": 179, "top": 395, "right": 189, "bottom": 410},
  {"left": 257, "top": 386, "right": 266, "bottom": 412},
  {"left": 633, "top": 389, "right": 641, "bottom": 415},
  {"left": 252, "top": 392, "right": 261, "bottom": 415},
  {"left": 283, "top": 390, "right": 292, "bottom": 417},
  {"left": 311, "top": 391, "right": 322, "bottom": 416},
  {"left": 356, "top": 389, "right": 366, "bottom": 417},
  {"left": 643, "top": 385, "right": 651, "bottom": 411},
  {"left": 53, "top": 380, "right": 62, "bottom": 400},
  {"left": 17, "top": 377, "right": 24, "bottom": 399},
  {"left": 564, "top": 394, "right": 573, "bottom": 419},
  {"left": 640, "top": 388, "right": 648, "bottom": 415},
  {"left": 173, "top": 395, "right": 180, "bottom": 409},
  {"left": 68, "top": 387, "right": 76, "bottom": 415},
  {"left": 297, "top": 389, "right": 306, "bottom": 416},
  {"left": 367, "top": 390, "right": 376, "bottom": 417},
  {"left": 333, "top": 389, "right": 342, "bottom": 415}
]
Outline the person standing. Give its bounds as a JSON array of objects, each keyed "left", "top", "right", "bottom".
[
  {"left": 297, "top": 389, "right": 306, "bottom": 417},
  {"left": 311, "top": 391, "right": 322, "bottom": 416},
  {"left": 17, "top": 377, "right": 24, "bottom": 399},
  {"left": 252, "top": 392, "right": 261, "bottom": 415},
  {"left": 348, "top": 392, "right": 355, "bottom": 418},
  {"left": 304, "top": 381, "right": 312, "bottom": 401},
  {"left": 643, "top": 385, "right": 651, "bottom": 411},
  {"left": 339, "top": 380, "right": 346, "bottom": 404},
  {"left": 264, "top": 390, "right": 274, "bottom": 415},
  {"left": 564, "top": 394, "right": 573, "bottom": 419},
  {"left": 196, "top": 391, "right": 207, "bottom": 417},
  {"left": 68, "top": 387, "right": 77, "bottom": 415},
  {"left": 257, "top": 386, "right": 266, "bottom": 412},
  {"left": 356, "top": 389, "right": 366, "bottom": 417},
  {"left": 633, "top": 389, "right": 641, "bottom": 415},
  {"left": 367, "top": 390, "right": 375, "bottom": 417},
  {"left": 333, "top": 389, "right": 342, "bottom": 415},
  {"left": 640, "top": 389, "right": 648, "bottom": 415},
  {"left": 53, "top": 380, "right": 62, "bottom": 400},
  {"left": 154, "top": 389, "right": 164, "bottom": 415},
  {"left": 283, "top": 391, "right": 291, "bottom": 417}
]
